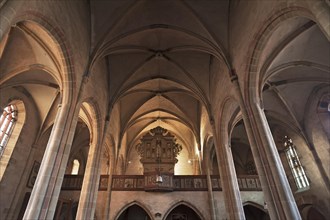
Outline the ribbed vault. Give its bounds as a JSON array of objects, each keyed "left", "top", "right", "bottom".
[{"left": 89, "top": 0, "right": 230, "bottom": 169}]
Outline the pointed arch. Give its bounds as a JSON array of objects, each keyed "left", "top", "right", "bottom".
[
  {"left": 115, "top": 201, "right": 152, "bottom": 220},
  {"left": 75, "top": 98, "right": 103, "bottom": 220},
  {"left": 245, "top": 6, "right": 314, "bottom": 104},
  {"left": 243, "top": 202, "right": 270, "bottom": 220},
  {"left": 243, "top": 201, "right": 266, "bottom": 211},
  {"left": 163, "top": 201, "right": 204, "bottom": 220},
  {"left": 12, "top": 12, "right": 77, "bottom": 106}
]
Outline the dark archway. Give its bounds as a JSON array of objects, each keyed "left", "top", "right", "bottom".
[
  {"left": 165, "top": 204, "right": 201, "bottom": 220},
  {"left": 307, "top": 207, "right": 326, "bottom": 220},
  {"left": 117, "top": 204, "right": 151, "bottom": 220},
  {"left": 244, "top": 204, "right": 270, "bottom": 220},
  {"left": 231, "top": 121, "right": 257, "bottom": 176}
]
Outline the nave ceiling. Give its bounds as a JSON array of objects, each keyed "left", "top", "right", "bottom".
[
  {"left": 89, "top": 0, "right": 231, "bottom": 159},
  {"left": 0, "top": 0, "right": 329, "bottom": 168}
]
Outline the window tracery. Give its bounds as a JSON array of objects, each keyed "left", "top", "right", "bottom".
[
  {"left": 284, "top": 136, "right": 309, "bottom": 190},
  {"left": 0, "top": 105, "right": 17, "bottom": 158}
]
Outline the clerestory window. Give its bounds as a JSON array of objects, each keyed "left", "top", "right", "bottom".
[
  {"left": 284, "top": 136, "right": 309, "bottom": 190},
  {"left": 0, "top": 105, "right": 17, "bottom": 158}
]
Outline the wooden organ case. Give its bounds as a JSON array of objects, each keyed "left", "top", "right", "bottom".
[{"left": 136, "top": 126, "right": 182, "bottom": 191}]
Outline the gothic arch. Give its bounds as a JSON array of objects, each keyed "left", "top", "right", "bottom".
[
  {"left": 243, "top": 201, "right": 270, "bottom": 220},
  {"left": 115, "top": 201, "right": 152, "bottom": 220},
  {"left": 0, "top": 87, "right": 40, "bottom": 174},
  {"left": 297, "top": 195, "right": 329, "bottom": 220},
  {"left": 243, "top": 201, "right": 266, "bottom": 211},
  {"left": 163, "top": 201, "right": 204, "bottom": 220},
  {"left": 300, "top": 204, "right": 327, "bottom": 220},
  {"left": 11, "top": 12, "right": 77, "bottom": 105},
  {"left": 80, "top": 99, "right": 103, "bottom": 146},
  {"left": 0, "top": 86, "right": 42, "bottom": 219},
  {"left": 245, "top": 6, "right": 315, "bottom": 104},
  {"left": 74, "top": 99, "right": 104, "bottom": 219}
]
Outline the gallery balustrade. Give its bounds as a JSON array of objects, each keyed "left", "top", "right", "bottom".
[{"left": 61, "top": 174, "right": 262, "bottom": 191}]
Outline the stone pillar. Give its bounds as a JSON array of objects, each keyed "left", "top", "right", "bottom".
[
  {"left": 252, "top": 102, "right": 301, "bottom": 219},
  {"left": 103, "top": 121, "right": 115, "bottom": 220},
  {"left": 231, "top": 75, "right": 301, "bottom": 219},
  {"left": 212, "top": 124, "right": 245, "bottom": 220},
  {"left": 103, "top": 161, "right": 114, "bottom": 220},
  {"left": 76, "top": 118, "right": 109, "bottom": 220},
  {"left": 206, "top": 151, "right": 216, "bottom": 220},
  {"left": 23, "top": 102, "right": 80, "bottom": 219},
  {"left": 75, "top": 118, "right": 102, "bottom": 219}
]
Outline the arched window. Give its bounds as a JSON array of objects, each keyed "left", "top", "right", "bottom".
[
  {"left": 284, "top": 136, "right": 309, "bottom": 190},
  {"left": 71, "top": 159, "right": 80, "bottom": 175},
  {"left": 0, "top": 105, "right": 17, "bottom": 158}
]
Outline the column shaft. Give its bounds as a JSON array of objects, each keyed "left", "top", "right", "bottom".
[
  {"left": 103, "top": 167, "right": 114, "bottom": 220},
  {"left": 231, "top": 77, "right": 301, "bottom": 219},
  {"left": 76, "top": 119, "right": 109, "bottom": 220},
  {"left": 103, "top": 128, "right": 115, "bottom": 220},
  {"left": 76, "top": 134, "right": 103, "bottom": 219},
  {"left": 23, "top": 102, "right": 79, "bottom": 219},
  {"left": 213, "top": 127, "right": 245, "bottom": 220},
  {"left": 206, "top": 165, "right": 217, "bottom": 220},
  {"left": 252, "top": 103, "right": 301, "bottom": 219}
]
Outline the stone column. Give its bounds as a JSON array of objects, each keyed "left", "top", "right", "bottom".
[
  {"left": 212, "top": 124, "right": 245, "bottom": 220},
  {"left": 206, "top": 151, "right": 216, "bottom": 220},
  {"left": 75, "top": 121, "right": 102, "bottom": 219},
  {"left": 23, "top": 102, "right": 80, "bottom": 219},
  {"left": 103, "top": 123, "right": 116, "bottom": 220},
  {"left": 75, "top": 140, "right": 103, "bottom": 220},
  {"left": 252, "top": 102, "right": 301, "bottom": 219},
  {"left": 231, "top": 75, "right": 301, "bottom": 219},
  {"left": 103, "top": 161, "right": 114, "bottom": 220},
  {"left": 76, "top": 118, "right": 109, "bottom": 220}
]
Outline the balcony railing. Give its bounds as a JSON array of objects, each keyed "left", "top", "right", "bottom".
[
  {"left": 61, "top": 174, "right": 262, "bottom": 191},
  {"left": 61, "top": 174, "right": 84, "bottom": 190}
]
